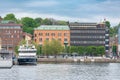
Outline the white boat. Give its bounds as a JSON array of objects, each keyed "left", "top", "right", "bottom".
[
  {"left": 17, "top": 43, "right": 37, "bottom": 65},
  {"left": 0, "top": 50, "right": 13, "bottom": 68}
]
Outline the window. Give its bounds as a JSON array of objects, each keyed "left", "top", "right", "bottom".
[
  {"left": 64, "top": 33, "right": 68, "bottom": 36},
  {"left": 14, "top": 30, "right": 16, "bottom": 33},
  {"left": 39, "top": 33, "right": 43, "bottom": 36},
  {"left": 58, "top": 33, "right": 61, "bottom": 36},
  {"left": 39, "top": 38, "right": 42, "bottom": 42},
  {"left": 51, "top": 33, "right": 55, "bottom": 36},
  {"left": 34, "top": 34, "right": 37, "bottom": 37},
  {"left": 64, "top": 38, "right": 68, "bottom": 41},
  {"left": 11, "top": 35, "right": 13, "bottom": 38},
  {"left": 46, "top": 33, "right": 49, "bottom": 36}
]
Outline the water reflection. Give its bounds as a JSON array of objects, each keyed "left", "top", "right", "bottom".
[{"left": 0, "top": 63, "right": 120, "bottom": 80}]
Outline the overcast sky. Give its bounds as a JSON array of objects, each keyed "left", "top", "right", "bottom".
[{"left": 0, "top": 0, "right": 120, "bottom": 26}]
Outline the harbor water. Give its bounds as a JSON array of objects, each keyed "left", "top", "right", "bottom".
[{"left": 0, "top": 63, "right": 120, "bottom": 80}]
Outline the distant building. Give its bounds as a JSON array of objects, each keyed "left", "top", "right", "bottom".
[
  {"left": 34, "top": 25, "right": 70, "bottom": 46},
  {"left": 23, "top": 32, "right": 32, "bottom": 44},
  {"left": 118, "top": 27, "right": 120, "bottom": 56},
  {"left": 69, "top": 22, "right": 109, "bottom": 56},
  {"left": 0, "top": 20, "right": 23, "bottom": 51}
]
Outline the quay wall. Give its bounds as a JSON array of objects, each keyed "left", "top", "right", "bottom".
[{"left": 37, "top": 58, "right": 120, "bottom": 63}]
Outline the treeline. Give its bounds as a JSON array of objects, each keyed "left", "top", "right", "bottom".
[
  {"left": 2, "top": 13, "right": 119, "bottom": 37},
  {"left": 66, "top": 46, "right": 105, "bottom": 56},
  {"left": 2, "top": 13, "right": 67, "bottom": 34},
  {"left": 41, "top": 45, "right": 105, "bottom": 56},
  {"left": 38, "top": 39, "right": 105, "bottom": 56}
]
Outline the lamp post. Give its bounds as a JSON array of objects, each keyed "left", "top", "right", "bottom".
[
  {"left": 40, "top": 43, "right": 42, "bottom": 55},
  {"left": 64, "top": 41, "right": 68, "bottom": 55}
]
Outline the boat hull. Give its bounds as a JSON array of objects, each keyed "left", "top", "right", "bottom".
[
  {"left": 17, "top": 57, "right": 37, "bottom": 65},
  {"left": 0, "top": 59, "right": 13, "bottom": 68}
]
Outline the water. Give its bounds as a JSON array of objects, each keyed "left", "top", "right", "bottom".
[{"left": 0, "top": 63, "right": 120, "bottom": 80}]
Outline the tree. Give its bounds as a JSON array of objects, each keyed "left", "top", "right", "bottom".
[
  {"left": 34, "top": 18, "right": 42, "bottom": 26},
  {"left": 21, "top": 17, "right": 37, "bottom": 28},
  {"left": 23, "top": 27, "right": 33, "bottom": 34},
  {"left": 21, "top": 17, "right": 37, "bottom": 34},
  {"left": 41, "top": 18, "right": 52, "bottom": 25},
  {"left": 78, "top": 46, "right": 85, "bottom": 56},
  {"left": 112, "top": 45, "right": 117, "bottom": 56},
  {"left": 105, "top": 21, "right": 110, "bottom": 28},
  {"left": 56, "top": 20, "right": 67, "bottom": 25},
  {"left": 69, "top": 46, "right": 77, "bottom": 53},
  {"left": 97, "top": 46, "right": 105, "bottom": 56},
  {"left": 4, "top": 13, "right": 17, "bottom": 22},
  {"left": 42, "top": 40, "right": 64, "bottom": 56},
  {"left": 15, "top": 45, "right": 19, "bottom": 54},
  {"left": 42, "top": 40, "right": 51, "bottom": 56}
]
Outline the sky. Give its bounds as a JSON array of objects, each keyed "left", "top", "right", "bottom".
[{"left": 0, "top": 0, "right": 120, "bottom": 26}]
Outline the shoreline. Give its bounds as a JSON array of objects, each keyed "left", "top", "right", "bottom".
[{"left": 37, "top": 57, "right": 120, "bottom": 63}]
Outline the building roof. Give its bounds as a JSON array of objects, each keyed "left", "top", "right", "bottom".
[
  {"left": 0, "top": 20, "right": 22, "bottom": 27},
  {"left": 69, "top": 22, "right": 97, "bottom": 26},
  {"left": 34, "top": 25, "right": 70, "bottom": 30},
  {"left": 23, "top": 32, "right": 32, "bottom": 37},
  {"left": 0, "top": 24, "right": 22, "bottom": 26}
]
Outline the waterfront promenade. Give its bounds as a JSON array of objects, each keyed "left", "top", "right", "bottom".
[{"left": 37, "top": 56, "right": 120, "bottom": 63}]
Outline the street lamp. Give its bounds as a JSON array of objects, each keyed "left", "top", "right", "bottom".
[
  {"left": 39, "top": 43, "right": 42, "bottom": 55},
  {"left": 64, "top": 41, "right": 68, "bottom": 55}
]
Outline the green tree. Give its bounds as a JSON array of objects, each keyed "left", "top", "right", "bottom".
[
  {"left": 78, "top": 46, "right": 84, "bottom": 56},
  {"left": 41, "top": 18, "right": 52, "bottom": 25},
  {"left": 19, "top": 39, "right": 26, "bottom": 45},
  {"left": 15, "top": 45, "right": 19, "bottom": 54},
  {"left": 105, "top": 21, "right": 110, "bottom": 28},
  {"left": 4, "top": 13, "right": 17, "bottom": 21},
  {"left": 97, "top": 46, "right": 105, "bottom": 56},
  {"left": 34, "top": 18, "right": 42, "bottom": 26},
  {"left": 42, "top": 40, "right": 51, "bottom": 56},
  {"left": 56, "top": 20, "right": 67, "bottom": 25},
  {"left": 69, "top": 46, "right": 78, "bottom": 53},
  {"left": 112, "top": 45, "right": 117, "bottom": 56},
  {"left": 21, "top": 17, "right": 37, "bottom": 34},
  {"left": 42, "top": 40, "right": 64, "bottom": 56}
]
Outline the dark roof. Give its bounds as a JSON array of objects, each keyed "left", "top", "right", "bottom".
[{"left": 69, "top": 22, "right": 97, "bottom": 26}]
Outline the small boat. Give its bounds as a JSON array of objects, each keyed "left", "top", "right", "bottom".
[
  {"left": 17, "top": 42, "right": 37, "bottom": 65},
  {"left": 0, "top": 49, "right": 13, "bottom": 68}
]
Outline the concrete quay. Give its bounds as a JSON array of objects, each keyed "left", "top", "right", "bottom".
[{"left": 37, "top": 57, "right": 120, "bottom": 63}]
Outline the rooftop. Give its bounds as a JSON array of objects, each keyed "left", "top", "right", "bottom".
[
  {"left": 0, "top": 20, "right": 22, "bottom": 27},
  {"left": 0, "top": 20, "right": 15, "bottom": 24},
  {"left": 34, "top": 25, "right": 70, "bottom": 30},
  {"left": 69, "top": 22, "right": 97, "bottom": 26}
]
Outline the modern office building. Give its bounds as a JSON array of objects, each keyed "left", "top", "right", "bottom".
[
  {"left": 0, "top": 20, "right": 23, "bottom": 51},
  {"left": 69, "top": 22, "right": 109, "bottom": 55},
  {"left": 34, "top": 25, "right": 70, "bottom": 46}
]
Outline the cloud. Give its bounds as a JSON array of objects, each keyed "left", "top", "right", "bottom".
[
  {"left": 1, "top": 9, "right": 119, "bottom": 27},
  {"left": 25, "top": 0, "right": 59, "bottom": 7}
]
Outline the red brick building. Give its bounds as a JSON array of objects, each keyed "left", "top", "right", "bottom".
[{"left": 0, "top": 20, "right": 23, "bottom": 51}]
